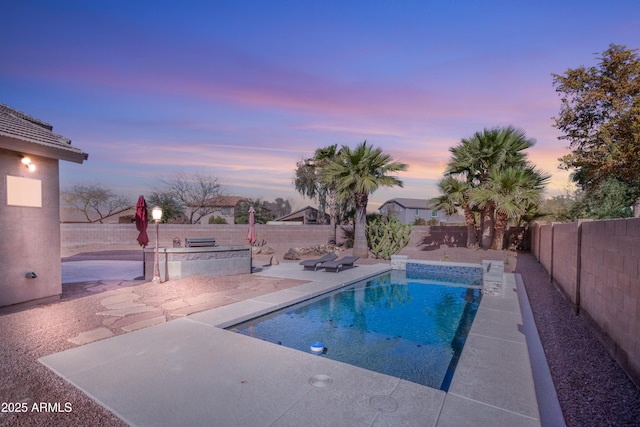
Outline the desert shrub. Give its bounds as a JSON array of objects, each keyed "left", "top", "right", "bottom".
[
  {"left": 341, "top": 225, "right": 354, "bottom": 248},
  {"left": 209, "top": 216, "right": 228, "bottom": 224}
]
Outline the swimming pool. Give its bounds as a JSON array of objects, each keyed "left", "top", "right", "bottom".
[{"left": 228, "top": 268, "right": 482, "bottom": 391}]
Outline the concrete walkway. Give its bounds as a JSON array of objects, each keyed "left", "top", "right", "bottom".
[{"left": 41, "top": 262, "right": 562, "bottom": 426}]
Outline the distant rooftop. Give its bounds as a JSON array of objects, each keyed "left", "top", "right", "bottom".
[
  {"left": 274, "top": 205, "right": 328, "bottom": 222},
  {"left": 198, "top": 196, "right": 246, "bottom": 207},
  {"left": 380, "top": 198, "right": 435, "bottom": 210}
]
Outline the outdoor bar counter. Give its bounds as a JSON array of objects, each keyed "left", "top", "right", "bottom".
[{"left": 143, "top": 244, "right": 252, "bottom": 282}]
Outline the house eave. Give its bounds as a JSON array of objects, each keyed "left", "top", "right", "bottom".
[{"left": 0, "top": 135, "right": 88, "bottom": 164}]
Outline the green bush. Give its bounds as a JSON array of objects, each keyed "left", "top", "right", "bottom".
[{"left": 209, "top": 216, "right": 228, "bottom": 224}]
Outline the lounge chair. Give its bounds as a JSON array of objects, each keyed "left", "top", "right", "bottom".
[
  {"left": 321, "top": 256, "right": 359, "bottom": 273},
  {"left": 300, "top": 253, "right": 338, "bottom": 271}
]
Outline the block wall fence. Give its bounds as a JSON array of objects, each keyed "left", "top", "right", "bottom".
[
  {"left": 61, "top": 223, "right": 346, "bottom": 256},
  {"left": 60, "top": 224, "right": 469, "bottom": 257},
  {"left": 531, "top": 218, "right": 640, "bottom": 386}
]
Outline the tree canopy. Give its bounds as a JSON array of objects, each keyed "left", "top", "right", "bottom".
[
  {"left": 322, "top": 141, "right": 407, "bottom": 258},
  {"left": 234, "top": 198, "right": 278, "bottom": 224},
  {"left": 61, "top": 183, "right": 130, "bottom": 223},
  {"left": 156, "top": 171, "right": 223, "bottom": 224},
  {"left": 552, "top": 43, "right": 640, "bottom": 217},
  {"left": 147, "top": 191, "right": 185, "bottom": 223},
  {"left": 434, "top": 126, "right": 547, "bottom": 249},
  {"left": 294, "top": 144, "right": 344, "bottom": 243}
]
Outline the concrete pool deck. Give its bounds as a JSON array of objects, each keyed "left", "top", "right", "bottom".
[{"left": 40, "top": 262, "right": 563, "bottom": 426}]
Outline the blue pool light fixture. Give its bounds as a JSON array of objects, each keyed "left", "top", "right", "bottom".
[{"left": 310, "top": 342, "right": 324, "bottom": 354}]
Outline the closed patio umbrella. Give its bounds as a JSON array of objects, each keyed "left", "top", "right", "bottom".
[
  {"left": 135, "top": 195, "right": 149, "bottom": 248},
  {"left": 135, "top": 196, "right": 149, "bottom": 280},
  {"left": 246, "top": 206, "right": 256, "bottom": 245}
]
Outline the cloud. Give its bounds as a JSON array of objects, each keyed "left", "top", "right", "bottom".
[{"left": 8, "top": 1, "right": 617, "bottom": 208}]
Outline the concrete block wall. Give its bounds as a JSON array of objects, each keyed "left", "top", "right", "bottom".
[
  {"left": 580, "top": 219, "right": 640, "bottom": 384},
  {"left": 416, "top": 225, "right": 467, "bottom": 247},
  {"left": 60, "top": 223, "right": 348, "bottom": 256},
  {"left": 538, "top": 224, "right": 553, "bottom": 277},
  {"left": 552, "top": 221, "right": 581, "bottom": 306},
  {"left": 60, "top": 224, "right": 474, "bottom": 257},
  {"left": 531, "top": 223, "right": 540, "bottom": 259},
  {"left": 531, "top": 218, "right": 640, "bottom": 386}
]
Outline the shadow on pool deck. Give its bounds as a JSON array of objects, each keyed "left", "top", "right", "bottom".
[{"left": 41, "top": 262, "right": 562, "bottom": 427}]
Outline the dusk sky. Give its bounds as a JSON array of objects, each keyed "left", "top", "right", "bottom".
[{"left": 2, "top": 1, "right": 639, "bottom": 211}]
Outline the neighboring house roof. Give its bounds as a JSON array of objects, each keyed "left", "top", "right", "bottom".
[
  {"left": 197, "top": 196, "right": 245, "bottom": 208},
  {"left": 274, "top": 206, "right": 329, "bottom": 222},
  {"left": 0, "top": 103, "right": 88, "bottom": 163},
  {"left": 380, "top": 198, "right": 435, "bottom": 210}
]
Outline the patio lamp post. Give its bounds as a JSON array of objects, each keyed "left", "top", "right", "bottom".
[{"left": 152, "top": 206, "right": 163, "bottom": 284}]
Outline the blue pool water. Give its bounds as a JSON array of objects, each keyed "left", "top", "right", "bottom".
[{"left": 228, "top": 269, "right": 482, "bottom": 391}]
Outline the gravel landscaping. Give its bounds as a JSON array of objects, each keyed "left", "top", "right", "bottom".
[
  {"left": 0, "top": 248, "right": 638, "bottom": 426},
  {"left": 515, "top": 253, "right": 640, "bottom": 426}
]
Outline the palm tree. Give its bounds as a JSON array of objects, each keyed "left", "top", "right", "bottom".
[
  {"left": 294, "top": 145, "right": 341, "bottom": 243},
  {"left": 448, "top": 127, "right": 532, "bottom": 181},
  {"left": 471, "top": 166, "right": 549, "bottom": 250},
  {"left": 314, "top": 145, "right": 341, "bottom": 244},
  {"left": 323, "top": 141, "right": 408, "bottom": 258},
  {"left": 431, "top": 177, "right": 478, "bottom": 248},
  {"left": 446, "top": 126, "right": 536, "bottom": 248}
]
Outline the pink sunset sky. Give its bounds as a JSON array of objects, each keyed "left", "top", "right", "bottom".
[{"left": 2, "top": 1, "right": 639, "bottom": 211}]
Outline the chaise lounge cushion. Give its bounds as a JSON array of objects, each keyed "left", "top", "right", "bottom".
[
  {"left": 321, "top": 256, "right": 359, "bottom": 272},
  {"left": 299, "top": 253, "right": 338, "bottom": 271}
]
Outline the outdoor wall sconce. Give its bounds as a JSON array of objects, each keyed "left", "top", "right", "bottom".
[
  {"left": 25, "top": 272, "right": 37, "bottom": 279},
  {"left": 21, "top": 156, "right": 36, "bottom": 172},
  {"left": 152, "top": 206, "right": 163, "bottom": 284}
]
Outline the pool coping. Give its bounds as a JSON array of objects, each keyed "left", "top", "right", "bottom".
[
  {"left": 225, "top": 263, "right": 557, "bottom": 425},
  {"left": 39, "top": 261, "right": 564, "bottom": 426}
]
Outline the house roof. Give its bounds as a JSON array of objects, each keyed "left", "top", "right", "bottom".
[
  {"left": 0, "top": 103, "right": 88, "bottom": 163},
  {"left": 380, "top": 198, "right": 435, "bottom": 210},
  {"left": 198, "top": 196, "right": 245, "bottom": 208},
  {"left": 274, "top": 206, "right": 328, "bottom": 222}
]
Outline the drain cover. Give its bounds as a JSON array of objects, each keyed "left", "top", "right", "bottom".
[
  {"left": 308, "top": 374, "right": 333, "bottom": 387},
  {"left": 369, "top": 395, "right": 398, "bottom": 412}
]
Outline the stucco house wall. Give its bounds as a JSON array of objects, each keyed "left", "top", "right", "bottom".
[
  {"left": 0, "top": 151, "right": 63, "bottom": 306},
  {"left": 0, "top": 104, "right": 87, "bottom": 307},
  {"left": 379, "top": 198, "right": 445, "bottom": 224},
  {"left": 193, "top": 196, "right": 245, "bottom": 224}
]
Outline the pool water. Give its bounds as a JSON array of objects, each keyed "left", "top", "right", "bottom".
[{"left": 228, "top": 270, "right": 482, "bottom": 391}]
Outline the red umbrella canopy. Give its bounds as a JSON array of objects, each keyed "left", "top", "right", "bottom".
[
  {"left": 246, "top": 206, "right": 256, "bottom": 245},
  {"left": 135, "top": 196, "right": 150, "bottom": 248}
]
